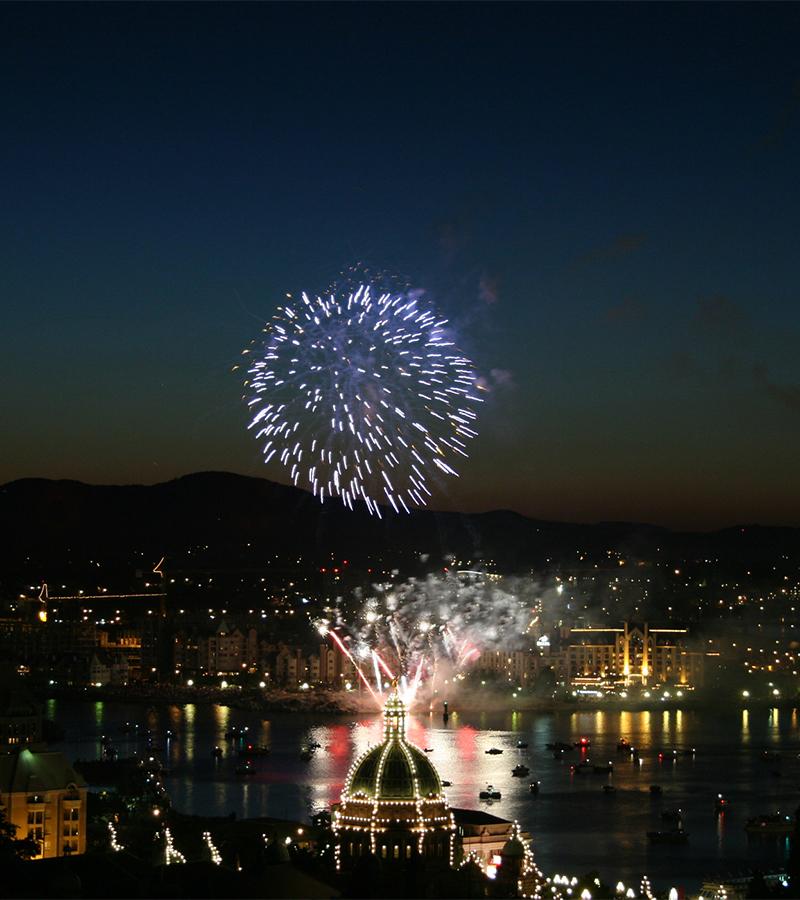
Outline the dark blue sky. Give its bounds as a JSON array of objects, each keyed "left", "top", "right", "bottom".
[{"left": 2, "top": 2, "right": 798, "bottom": 528}]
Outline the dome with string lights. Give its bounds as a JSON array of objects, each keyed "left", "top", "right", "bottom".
[{"left": 333, "top": 686, "right": 455, "bottom": 870}]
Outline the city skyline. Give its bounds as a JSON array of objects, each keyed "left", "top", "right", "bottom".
[{"left": 2, "top": 3, "right": 799, "bottom": 529}]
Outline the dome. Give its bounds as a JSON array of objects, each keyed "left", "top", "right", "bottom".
[
  {"left": 348, "top": 741, "right": 442, "bottom": 800},
  {"left": 334, "top": 686, "right": 455, "bottom": 871},
  {"left": 343, "top": 689, "right": 444, "bottom": 802}
]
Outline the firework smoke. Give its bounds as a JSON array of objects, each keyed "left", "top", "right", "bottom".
[{"left": 318, "top": 570, "right": 542, "bottom": 706}]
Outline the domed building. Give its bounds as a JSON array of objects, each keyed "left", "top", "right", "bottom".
[{"left": 333, "top": 686, "right": 455, "bottom": 870}]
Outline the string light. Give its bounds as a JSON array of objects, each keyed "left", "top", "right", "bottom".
[
  {"left": 203, "top": 831, "right": 222, "bottom": 865},
  {"left": 164, "top": 828, "right": 186, "bottom": 865},
  {"left": 107, "top": 822, "right": 124, "bottom": 852}
]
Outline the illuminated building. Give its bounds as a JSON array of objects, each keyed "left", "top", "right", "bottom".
[
  {"left": 0, "top": 748, "right": 87, "bottom": 858},
  {"left": 537, "top": 622, "right": 708, "bottom": 689},
  {"left": 333, "top": 685, "right": 455, "bottom": 870}
]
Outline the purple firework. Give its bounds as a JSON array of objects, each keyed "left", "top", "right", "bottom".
[{"left": 244, "top": 283, "right": 483, "bottom": 515}]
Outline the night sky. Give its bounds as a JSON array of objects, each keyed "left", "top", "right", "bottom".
[{"left": 2, "top": 3, "right": 799, "bottom": 529}]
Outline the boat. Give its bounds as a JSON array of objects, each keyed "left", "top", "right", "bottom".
[
  {"left": 593, "top": 762, "right": 614, "bottom": 774},
  {"left": 647, "top": 828, "right": 689, "bottom": 844},
  {"left": 570, "top": 760, "right": 593, "bottom": 775},
  {"left": 424, "top": 748, "right": 434, "bottom": 753},
  {"left": 661, "top": 809, "right": 683, "bottom": 823},
  {"left": 308, "top": 741, "right": 322, "bottom": 750},
  {"left": 485, "top": 748, "right": 503, "bottom": 755},
  {"left": 529, "top": 781, "right": 541, "bottom": 794},
  {"left": 715, "top": 794, "right": 729, "bottom": 812},
  {"left": 762, "top": 751, "right": 781, "bottom": 763},
  {"left": 235, "top": 762, "right": 254, "bottom": 777},
  {"left": 602, "top": 784, "right": 616, "bottom": 794},
  {"left": 745, "top": 814, "right": 794, "bottom": 835},
  {"left": 512, "top": 764, "right": 530, "bottom": 777},
  {"left": 617, "top": 738, "right": 630, "bottom": 752},
  {"left": 212, "top": 746, "right": 223, "bottom": 760},
  {"left": 649, "top": 785, "right": 663, "bottom": 795},
  {"left": 546, "top": 742, "right": 573, "bottom": 753},
  {"left": 517, "top": 741, "right": 529, "bottom": 749},
  {"left": 574, "top": 737, "right": 591, "bottom": 749},
  {"left": 300, "top": 748, "right": 314, "bottom": 761},
  {"left": 479, "top": 784, "right": 502, "bottom": 801},
  {"left": 242, "top": 744, "right": 271, "bottom": 757},
  {"left": 442, "top": 780, "right": 452, "bottom": 787}
]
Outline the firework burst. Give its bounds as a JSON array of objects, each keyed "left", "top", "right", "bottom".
[
  {"left": 318, "top": 571, "right": 538, "bottom": 706},
  {"left": 244, "top": 280, "right": 483, "bottom": 515}
]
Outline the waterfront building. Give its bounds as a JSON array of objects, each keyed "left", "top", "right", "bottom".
[
  {"left": 534, "top": 621, "right": 708, "bottom": 689},
  {"left": 333, "top": 685, "right": 456, "bottom": 870},
  {"left": 89, "top": 651, "right": 130, "bottom": 686}
]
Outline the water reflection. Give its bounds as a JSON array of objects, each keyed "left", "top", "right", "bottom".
[{"left": 51, "top": 700, "right": 795, "bottom": 892}]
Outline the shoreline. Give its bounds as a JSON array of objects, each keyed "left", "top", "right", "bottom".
[{"left": 40, "top": 684, "right": 796, "bottom": 716}]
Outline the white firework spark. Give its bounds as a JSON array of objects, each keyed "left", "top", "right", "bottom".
[{"left": 245, "top": 282, "right": 483, "bottom": 514}]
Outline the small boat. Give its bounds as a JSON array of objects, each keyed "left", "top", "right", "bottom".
[
  {"left": 647, "top": 828, "right": 689, "bottom": 844},
  {"left": 424, "top": 748, "right": 434, "bottom": 753},
  {"left": 617, "top": 738, "right": 630, "bottom": 752},
  {"left": 762, "top": 751, "right": 781, "bottom": 763},
  {"left": 546, "top": 741, "right": 573, "bottom": 753},
  {"left": 512, "top": 764, "right": 530, "bottom": 777},
  {"left": 715, "top": 794, "right": 729, "bottom": 812},
  {"left": 300, "top": 748, "right": 314, "bottom": 761},
  {"left": 574, "top": 737, "right": 591, "bottom": 749},
  {"left": 593, "top": 762, "right": 614, "bottom": 774},
  {"left": 235, "top": 762, "right": 254, "bottom": 777},
  {"left": 657, "top": 750, "right": 677, "bottom": 762},
  {"left": 745, "top": 814, "right": 794, "bottom": 835},
  {"left": 529, "top": 781, "right": 541, "bottom": 794},
  {"left": 242, "top": 744, "right": 271, "bottom": 757},
  {"left": 308, "top": 741, "right": 322, "bottom": 750},
  {"left": 661, "top": 809, "right": 683, "bottom": 823},
  {"left": 602, "top": 784, "right": 616, "bottom": 794},
  {"left": 479, "top": 784, "right": 502, "bottom": 801},
  {"left": 212, "top": 746, "right": 223, "bottom": 760},
  {"left": 442, "top": 780, "right": 452, "bottom": 787},
  {"left": 517, "top": 741, "right": 529, "bottom": 749},
  {"left": 485, "top": 748, "right": 503, "bottom": 755},
  {"left": 570, "top": 760, "right": 593, "bottom": 775},
  {"left": 649, "top": 785, "right": 663, "bottom": 795}
]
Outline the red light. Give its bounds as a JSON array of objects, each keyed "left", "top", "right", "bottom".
[
  {"left": 343, "top": 560, "right": 348, "bottom": 565},
  {"left": 334, "top": 568, "right": 339, "bottom": 574},
  {"left": 320, "top": 568, "right": 326, "bottom": 573}
]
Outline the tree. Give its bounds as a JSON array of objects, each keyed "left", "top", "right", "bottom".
[{"left": 0, "top": 807, "right": 38, "bottom": 864}]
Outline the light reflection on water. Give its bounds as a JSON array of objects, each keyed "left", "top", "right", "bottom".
[{"left": 50, "top": 699, "right": 799, "bottom": 891}]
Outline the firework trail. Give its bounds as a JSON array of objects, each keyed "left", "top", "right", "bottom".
[
  {"left": 318, "top": 571, "right": 538, "bottom": 705},
  {"left": 244, "top": 276, "right": 483, "bottom": 515}
]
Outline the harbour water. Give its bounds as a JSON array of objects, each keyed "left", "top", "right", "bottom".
[{"left": 49, "top": 698, "right": 799, "bottom": 892}]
